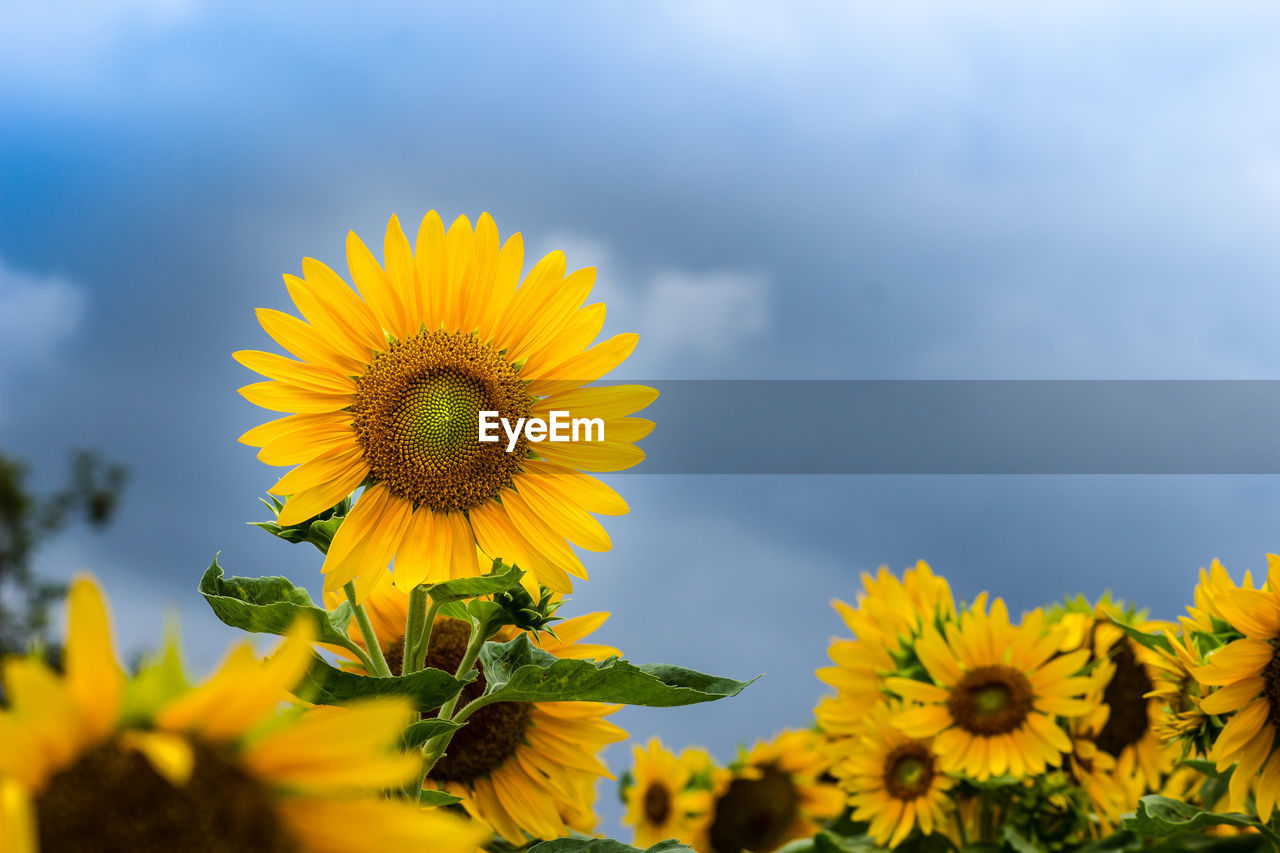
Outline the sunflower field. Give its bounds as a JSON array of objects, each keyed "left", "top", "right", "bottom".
[{"left": 2, "top": 212, "right": 1278, "bottom": 853}]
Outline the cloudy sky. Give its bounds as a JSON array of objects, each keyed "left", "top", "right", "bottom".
[{"left": 5, "top": 0, "right": 1280, "bottom": 833}]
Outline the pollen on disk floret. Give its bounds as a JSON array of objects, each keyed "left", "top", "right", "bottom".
[{"left": 350, "top": 327, "right": 534, "bottom": 512}]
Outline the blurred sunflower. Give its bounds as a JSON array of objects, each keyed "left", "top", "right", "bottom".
[
  {"left": 1193, "top": 554, "right": 1280, "bottom": 819},
  {"left": 237, "top": 211, "right": 656, "bottom": 600},
  {"left": 833, "top": 702, "right": 954, "bottom": 848},
  {"left": 1062, "top": 658, "right": 1134, "bottom": 835},
  {"left": 1148, "top": 618, "right": 1213, "bottom": 747},
  {"left": 816, "top": 561, "right": 955, "bottom": 709},
  {"left": 623, "top": 738, "right": 717, "bottom": 848},
  {"left": 703, "top": 730, "right": 844, "bottom": 853},
  {"left": 325, "top": 577, "right": 627, "bottom": 843},
  {"left": 888, "top": 595, "right": 1093, "bottom": 781},
  {"left": 1054, "top": 597, "right": 1176, "bottom": 791},
  {"left": 0, "top": 575, "right": 487, "bottom": 853}
]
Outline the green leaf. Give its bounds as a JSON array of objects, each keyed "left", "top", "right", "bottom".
[
  {"left": 1124, "top": 795, "right": 1280, "bottom": 846},
  {"left": 401, "top": 718, "right": 462, "bottom": 749},
  {"left": 1178, "top": 758, "right": 1226, "bottom": 777},
  {"left": 1111, "top": 619, "right": 1174, "bottom": 654},
  {"left": 424, "top": 559, "right": 525, "bottom": 603},
  {"left": 418, "top": 789, "right": 464, "bottom": 807},
  {"left": 477, "top": 635, "right": 756, "bottom": 706},
  {"left": 527, "top": 838, "right": 696, "bottom": 853},
  {"left": 813, "top": 832, "right": 887, "bottom": 853},
  {"left": 1001, "top": 826, "right": 1044, "bottom": 853},
  {"left": 297, "top": 655, "right": 472, "bottom": 713},
  {"left": 198, "top": 557, "right": 353, "bottom": 647}
]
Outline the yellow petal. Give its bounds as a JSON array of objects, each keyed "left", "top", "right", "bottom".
[
  {"left": 232, "top": 350, "right": 356, "bottom": 394},
  {"left": 255, "top": 307, "right": 366, "bottom": 375},
  {"left": 64, "top": 575, "right": 124, "bottom": 739},
  {"left": 121, "top": 730, "right": 194, "bottom": 785},
  {"left": 239, "top": 381, "right": 352, "bottom": 414},
  {"left": 0, "top": 779, "right": 35, "bottom": 853},
  {"left": 347, "top": 229, "right": 411, "bottom": 340}
]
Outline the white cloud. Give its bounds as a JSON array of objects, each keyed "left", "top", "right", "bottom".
[
  {"left": 539, "top": 235, "right": 771, "bottom": 375},
  {"left": 0, "top": 258, "right": 88, "bottom": 405}
]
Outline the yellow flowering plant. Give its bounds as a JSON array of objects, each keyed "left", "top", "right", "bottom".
[
  {"left": 2, "top": 210, "right": 753, "bottom": 853},
  {"left": 616, "top": 560, "right": 1280, "bottom": 853}
]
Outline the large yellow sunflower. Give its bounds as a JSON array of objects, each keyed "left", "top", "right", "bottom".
[
  {"left": 325, "top": 576, "right": 628, "bottom": 843},
  {"left": 833, "top": 702, "right": 954, "bottom": 848},
  {"left": 889, "top": 595, "right": 1094, "bottom": 781},
  {"left": 1194, "top": 554, "right": 1280, "bottom": 819},
  {"left": 0, "top": 575, "right": 486, "bottom": 853},
  {"left": 816, "top": 561, "right": 955, "bottom": 709},
  {"left": 237, "top": 211, "right": 656, "bottom": 600},
  {"left": 623, "top": 738, "right": 717, "bottom": 849},
  {"left": 702, "top": 730, "right": 844, "bottom": 853}
]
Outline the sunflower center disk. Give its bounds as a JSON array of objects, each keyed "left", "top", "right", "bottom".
[
  {"left": 1263, "top": 645, "right": 1280, "bottom": 729},
  {"left": 425, "top": 619, "right": 533, "bottom": 783},
  {"left": 644, "top": 782, "right": 674, "bottom": 825},
  {"left": 708, "top": 765, "right": 798, "bottom": 853},
  {"left": 949, "top": 665, "right": 1034, "bottom": 736},
  {"left": 1095, "top": 640, "right": 1154, "bottom": 757},
  {"left": 352, "top": 329, "right": 533, "bottom": 512},
  {"left": 35, "top": 739, "right": 298, "bottom": 853},
  {"left": 885, "top": 745, "right": 935, "bottom": 800}
]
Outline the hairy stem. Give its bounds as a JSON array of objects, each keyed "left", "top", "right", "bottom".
[
  {"left": 403, "top": 585, "right": 429, "bottom": 676},
  {"left": 344, "top": 581, "right": 392, "bottom": 677}
]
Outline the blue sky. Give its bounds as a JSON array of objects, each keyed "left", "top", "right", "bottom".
[{"left": 5, "top": 0, "right": 1280, "bottom": 834}]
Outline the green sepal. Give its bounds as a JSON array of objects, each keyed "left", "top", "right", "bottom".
[
  {"left": 1110, "top": 619, "right": 1174, "bottom": 654},
  {"left": 298, "top": 655, "right": 473, "bottom": 713},
  {"left": 424, "top": 559, "right": 525, "bottom": 603},
  {"left": 418, "top": 789, "right": 464, "bottom": 807},
  {"left": 198, "top": 557, "right": 352, "bottom": 648},
  {"left": 476, "top": 635, "right": 756, "bottom": 706},
  {"left": 1123, "top": 795, "right": 1280, "bottom": 846},
  {"left": 119, "top": 620, "right": 190, "bottom": 726},
  {"left": 251, "top": 494, "right": 351, "bottom": 554},
  {"left": 527, "top": 838, "right": 696, "bottom": 853},
  {"left": 401, "top": 718, "right": 463, "bottom": 750}
]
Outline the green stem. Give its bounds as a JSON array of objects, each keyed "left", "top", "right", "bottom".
[
  {"left": 403, "top": 585, "right": 429, "bottom": 675},
  {"left": 451, "top": 693, "right": 492, "bottom": 725},
  {"left": 980, "top": 789, "right": 994, "bottom": 844},
  {"left": 410, "top": 599, "right": 442, "bottom": 674},
  {"left": 333, "top": 633, "right": 379, "bottom": 676},
  {"left": 344, "top": 581, "right": 392, "bottom": 677},
  {"left": 415, "top": 616, "right": 489, "bottom": 802},
  {"left": 952, "top": 801, "right": 969, "bottom": 849}
]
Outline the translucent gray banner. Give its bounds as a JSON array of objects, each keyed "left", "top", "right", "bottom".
[{"left": 614, "top": 381, "right": 1280, "bottom": 473}]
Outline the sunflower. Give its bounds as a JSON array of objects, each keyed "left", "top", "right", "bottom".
[
  {"left": 237, "top": 211, "right": 656, "bottom": 601},
  {"left": 0, "top": 575, "right": 487, "bottom": 853},
  {"left": 831, "top": 702, "right": 954, "bottom": 848},
  {"left": 623, "top": 738, "right": 717, "bottom": 848},
  {"left": 703, "top": 730, "right": 844, "bottom": 853},
  {"left": 816, "top": 561, "right": 955, "bottom": 709},
  {"left": 1148, "top": 617, "right": 1213, "bottom": 747},
  {"left": 1062, "top": 657, "right": 1134, "bottom": 835},
  {"left": 1054, "top": 597, "right": 1176, "bottom": 792},
  {"left": 888, "top": 595, "right": 1094, "bottom": 782},
  {"left": 325, "top": 576, "right": 627, "bottom": 843},
  {"left": 1193, "top": 554, "right": 1280, "bottom": 819}
]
